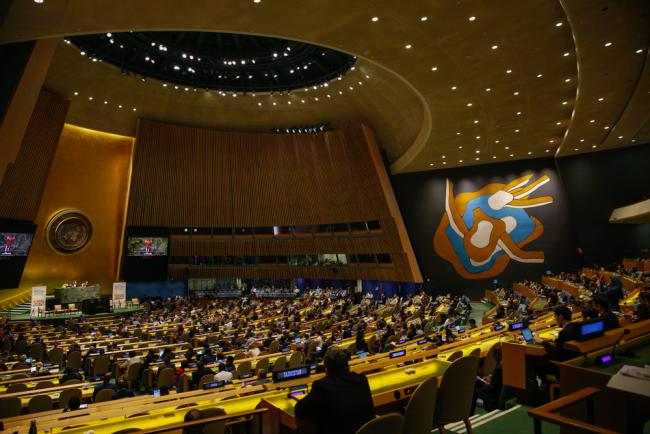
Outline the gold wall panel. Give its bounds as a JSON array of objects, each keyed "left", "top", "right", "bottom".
[{"left": 19, "top": 124, "right": 133, "bottom": 296}]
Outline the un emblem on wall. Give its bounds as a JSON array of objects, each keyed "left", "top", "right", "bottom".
[{"left": 46, "top": 210, "right": 93, "bottom": 255}]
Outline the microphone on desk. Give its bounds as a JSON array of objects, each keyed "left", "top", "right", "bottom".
[{"left": 612, "top": 328, "right": 631, "bottom": 358}]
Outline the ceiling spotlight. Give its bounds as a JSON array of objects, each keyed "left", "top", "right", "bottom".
[
  {"left": 451, "top": 85, "right": 457, "bottom": 90},
  {"left": 513, "top": 91, "right": 519, "bottom": 95},
  {"left": 405, "top": 44, "right": 412, "bottom": 49},
  {"left": 562, "top": 101, "right": 568, "bottom": 105},
  {"left": 564, "top": 78, "right": 571, "bottom": 82},
  {"left": 257, "top": 102, "right": 262, "bottom": 106},
  {"left": 475, "top": 150, "right": 480, "bottom": 153},
  {"left": 485, "top": 88, "right": 491, "bottom": 92},
  {"left": 88, "top": 96, "right": 93, "bottom": 100},
  {"left": 555, "top": 22, "right": 563, "bottom": 27},
  {"left": 103, "top": 100, "right": 108, "bottom": 104},
  {"left": 73, "top": 91, "right": 78, "bottom": 95},
  {"left": 505, "top": 146, "right": 510, "bottom": 149},
  {"left": 442, "top": 155, "right": 446, "bottom": 159},
  {"left": 33, "top": 0, "right": 44, "bottom": 3},
  {"left": 536, "top": 73, "right": 543, "bottom": 78},
  {"left": 509, "top": 154, "right": 514, "bottom": 157},
  {"left": 118, "top": 105, "right": 122, "bottom": 108},
  {"left": 468, "top": 16, "right": 476, "bottom": 21},
  {"left": 636, "top": 49, "right": 644, "bottom": 54},
  {"left": 506, "top": 69, "right": 512, "bottom": 74},
  {"left": 431, "top": 66, "right": 438, "bottom": 71},
  {"left": 473, "top": 120, "right": 479, "bottom": 124},
  {"left": 132, "top": 108, "right": 136, "bottom": 111},
  {"left": 516, "top": 111, "right": 522, "bottom": 115},
  {"left": 605, "top": 42, "right": 612, "bottom": 47},
  {"left": 592, "top": 145, "right": 597, "bottom": 148},
  {"left": 563, "top": 52, "right": 570, "bottom": 57},
  {"left": 597, "top": 97, "right": 604, "bottom": 101},
  {"left": 254, "top": 0, "right": 261, "bottom": 3},
  {"left": 466, "top": 102, "right": 473, "bottom": 107},
  {"left": 493, "top": 155, "right": 497, "bottom": 159},
  {"left": 421, "top": 16, "right": 428, "bottom": 21},
  {"left": 371, "top": 16, "right": 379, "bottom": 22},
  {"left": 604, "top": 126, "right": 610, "bottom": 130},
  {"left": 589, "top": 119, "right": 595, "bottom": 123},
  {"left": 491, "top": 45, "right": 498, "bottom": 50},
  {"left": 429, "top": 163, "right": 434, "bottom": 166}
]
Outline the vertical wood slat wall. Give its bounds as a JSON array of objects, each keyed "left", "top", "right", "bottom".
[
  {"left": 0, "top": 90, "right": 69, "bottom": 221},
  {"left": 127, "top": 120, "right": 421, "bottom": 282}
]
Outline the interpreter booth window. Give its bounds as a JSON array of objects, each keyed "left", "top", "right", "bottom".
[
  {"left": 349, "top": 221, "right": 369, "bottom": 233},
  {"left": 289, "top": 255, "right": 308, "bottom": 266},
  {"left": 213, "top": 227, "right": 233, "bottom": 239},
  {"left": 259, "top": 256, "right": 277, "bottom": 266},
  {"left": 294, "top": 225, "right": 313, "bottom": 238},
  {"left": 273, "top": 226, "right": 292, "bottom": 238},
  {"left": 367, "top": 220, "right": 381, "bottom": 231}
]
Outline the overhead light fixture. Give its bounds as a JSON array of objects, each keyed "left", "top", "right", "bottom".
[
  {"left": 555, "top": 22, "right": 563, "bottom": 27},
  {"left": 405, "top": 44, "right": 412, "bottom": 49},
  {"left": 506, "top": 69, "right": 512, "bottom": 74},
  {"left": 468, "top": 16, "right": 476, "bottom": 21},
  {"left": 431, "top": 66, "right": 438, "bottom": 71},
  {"left": 371, "top": 16, "right": 379, "bottom": 22},
  {"left": 597, "top": 97, "right": 604, "bottom": 101},
  {"left": 605, "top": 42, "right": 612, "bottom": 47},
  {"left": 491, "top": 45, "right": 498, "bottom": 50},
  {"left": 563, "top": 52, "right": 570, "bottom": 57},
  {"left": 636, "top": 49, "right": 644, "bottom": 54},
  {"left": 421, "top": 16, "right": 428, "bottom": 21},
  {"left": 536, "top": 73, "right": 543, "bottom": 78}
]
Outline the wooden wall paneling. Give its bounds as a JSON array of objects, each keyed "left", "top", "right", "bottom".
[{"left": 0, "top": 90, "right": 69, "bottom": 221}]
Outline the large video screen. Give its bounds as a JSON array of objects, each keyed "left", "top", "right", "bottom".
[
  {"left": 0, "top": 233, "right": 33, "bottom": 257},
  {"left": 126, "top": 237, "right": 168, "bottom": 256}
]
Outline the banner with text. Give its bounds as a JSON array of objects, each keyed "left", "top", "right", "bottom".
[
  {"left": 31, "top": 286, "right": 47, "bottom": 316},
  {"left": 112, "top": 282, "right": 126, "bottom": 308}
]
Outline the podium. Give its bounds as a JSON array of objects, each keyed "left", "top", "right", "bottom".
[{"left": 54, "top": 285, "right": 100, "bottom": 304}]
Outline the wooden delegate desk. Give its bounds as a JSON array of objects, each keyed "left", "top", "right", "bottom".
[
  {"left": 557, "top": 332, "right": 650, "bottom": 434},
  {"left": 502, "top": 327, "right": 561, "bottom": 389},
  {"left": 541, "top": 277, "right": 584, "bottom": 300},
  {"left": 260, "top": 357, "right": 450, "bottom": 434}
]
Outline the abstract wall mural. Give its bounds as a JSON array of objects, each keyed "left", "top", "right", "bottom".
[{"left": 433, "top": 175, "right": 554, "bottom": 279}]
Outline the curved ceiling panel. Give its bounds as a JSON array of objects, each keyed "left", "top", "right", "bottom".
[{"left": 1, "top": 0, "right": 648, "bottom": 173}]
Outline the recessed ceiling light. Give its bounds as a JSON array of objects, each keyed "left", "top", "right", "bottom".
[
  {"left": 257, "top": 102, "right": 262, "bottom": 106},
  {"left": 574, "top": 148, "right": 579, "bottom": 151},
  {"left": 514, "top": 129, "right": 520, "bottom": 133},
  {"left": 617, "top": 135, "right": 623, "bottom": 139},
  {"left": 253, "top": 0, "right": 261, "bottom": 3},
  {"left": 473, "top": 120, "right": 479, "bottom": 124},
  {"left": 592, "top": 145, "right": 597, "bottom": 148},
  {"left": 475, "top": 136, "right": 480, "bottom": 140},
  {"left": 272, "top": 102, "right": 277, "bottom": 106},
  {"left": 33, "top": 0, "right": 44, "bottom": 3},
  {"left": 371, "top": 16, "right": 379, "bottom": 22},
  {"left": 562, "top": 101, "right": 568, "bottom": 105},
  {"left": 605, "top": 42, "right": 612, "bottom": 47},
  {"left": 442, "top": 161, "right": 447, "bottom": 165},
  {"left": 597, "top": 97, "right": 604, "bottom": 101},
  {"left": 636, "top": 49, "right": 644, "bottom": 54},
  {"left": 103, "top": 100, "right": 108, "bottom": 104},
  {"left": 485, "top": 88, "right": 491, "bottom": 92},
  {"left": 456, "top": 132, "right": 461, "bottom": 135},
  {"left": 73, "top": 91, "right": 78, "bottom": 95},
  {"left": 505, "top": 146, "right": 510, "bottom": 150},
  {"left": 563, "top": 52, "right": 570, "bottom": 57},
  {"left": 506, "top": 69, "right": 512, "bottom": 74},
  {"left": 589, "top": 119, "right": 595, "bottom": 123},
  {"left": 459, "top": 159, "right": 464, "bottom": 163},
  {"left": 513, "top": 91, "right": 519, "bottom": 95},
  {"left": 492, "top": 155, "right": 497, "bottom": 159},
  {"left": 429, "top": 163, "right": 434, "bottom": 166},
  {"left": 491, "top": 45, "right": 498, "bottom": 50},
  {"left": 475, "top": 157, "right": 480, "bottom": 161},
  {"left": 565, "top": 78, "right": 571, "bottom": 82},
  {"left": 468, "top": 16, "right": 476, "bottom": 21},
  {"left": 556, "top": 121, "right": 561, "bottom": 125},
  {"left": 555, "top": 22, "right": 563, "bottom": 27},
  {"left": 421, "top": 16, "right": 428, "bottom": 21},
  {"left": 118, "top": 105, "right": 122, "bottom": 108},
  {"left": 580, "top": 139, "right": 584, "bottom": 142},
  {"left": 475, "top": 150, "right": 480, "bottom": 153},
  {"left": 301, "top": 99, "right": 305, "bottom": 103},
  {"left": 431, "top": 66, "right": 438, "bottom": 71},
  {"left": 536, "top": 73, "right": 543, "bottom": 78},
  {"left": 442, "top": 155, "right": 446, "bottom": 159},
  {"left": 458, "top": 145, "right": 463, "bottom": 149},
  {"left": 604, "top": 126, "right": 610, "bottom": 130},
  {"left": 545, "top": 149, "right": 550, "bottom": 153},
  {"left": 509, "top": 154, "right": 514, "bottom": 157},
  {"left": 495, "top": 139, "right": 500, "bottom": 144},
  {"left": 467, "top": 102, "right": 473, "bottom": 107},
  {"left": 549, "top": 139, "right": 554, "bottom": 143},
  {"left": 516, "top": 111, "right": 522, "bottom": 115},
  {"left": 405, "top": 44, "right": 412, "bottom": 49},
  {"left": 132, "top": 108, "right": 136, "bottom": 111},
  {"left": 527, "top": 151, "right": 532, "bottom": 155},
  {"left": 88, "top": 96, "right": 93, "bottom": 100},
  {"left": 451, "top": 85, "right": 457, "bottom": 90}
]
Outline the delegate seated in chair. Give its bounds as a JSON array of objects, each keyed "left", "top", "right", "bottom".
[{"left": 295, "top": 349, "right": 374, "bottom": 434}]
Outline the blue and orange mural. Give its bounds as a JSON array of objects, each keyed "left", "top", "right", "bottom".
[{"left": 434, "top": 175, "right": 554, "bottom": 279}]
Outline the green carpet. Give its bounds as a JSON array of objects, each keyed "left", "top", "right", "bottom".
[{"left": 433, "top": 405, "right": 560, "bottom": 434}]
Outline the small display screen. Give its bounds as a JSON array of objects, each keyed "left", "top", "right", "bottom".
[
  {"left": 239, "top": 373, "right": 253, "bottom": 379},
  {"left": 599, "top": 354, "right": 613, "bottom": 364},
  {"left": 153, "top": 389, "right": 160, "bottom": 397},
  {"left": 398, "top": 338, "right": 407, "bottom": 344},
  {"left": 389, "top": 350, "right": 406, "bottom": 359},
  {"left": 356, "top": 351, "right": 367, "bottom": 359},
  {"left": 494, "top": 324, "right": 505, "bottom": 331},
  {"left": 521, "top": 328, "right": 534, "bottom": 342},
  {"left": 509, "top": 322, "right": 525, "bottom": 331},
  {"left": 126, "top": 237, "right": 168, "bottom": 256},
  {"left": 417, "top": 338, "right": 428, "bottom": 345},
  {"left": 289, "top": 390, "right": 306, "bottom": 399},
  {"left": 581, "top": 320, "right": 605, "bottom": 336},
  {"left": 0, "top": 232, "right": 33, "bottom": 256},
  {"left": 273, "top": 366, "right": 310, "bottom": 383},
  {"left": 203, "top": 380, "right": 226, "bottom": 390}
]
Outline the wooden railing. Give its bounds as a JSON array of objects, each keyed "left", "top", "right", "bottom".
[{"left": 528, "top": 387, "right": 618, "bottom": 434}]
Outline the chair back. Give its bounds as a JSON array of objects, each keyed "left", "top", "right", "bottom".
[
  {"left": 35, "top": 380, "right": 55, "bottom": 389},
  {"left": 11, "top": 372, "right": 28, "bottom": 379},
  {"left": 469, "top": 348, "right": 481, "bottom": 357},
  {"left": 235, "top": 361, "right": 252, "bottom": 378},
  {"left": 446, "top": 350, "right": 463, "bottom": 362},
  {"left": 59, "top": 388, "right": 82, "bottom": 409},
  {"left": 288, "top": 352, "right": 303, "bottom": 368},
  {"left": 268, "top": 340, "right": 280, "bottom": 353},
  {"left": 233, "top": 351, "right": 246, "bottom": 360},
  {"left": 95, "top": 388, "right": 116, "bottom": 402},
  {"left": 433, "top": 355, "right": 480, "bottom": 425},
  {"left": 7, "top": 382, "right": 28, "bottom": 393},
  {"left": 403, "top": 376, "right": 438, "bottom": 434},
  {"left": 14, "top": 340, "right": 28, "bottom": 355},
  {"left": 356, "top": 413, "right": 404, "bottom": 434},
  {"left": 49, "top": 347, "right": 64, "bottom": 365},
  {"left": 198, "top": 374, "right": 215, "bottom": 389},
  {"left": 63, "top": 379, "right": 83, "bottom": 385},
  {"left": 202, "top": 407, "right": 227, "bottom": 434},
  {"left": 306, "top": 341, "right": 319, "bottom": 360},
  {"left": 158, "top": 367, "right": 176, "bottom": 388},
  {"left": 255, "top": 358, "right": 269, "bottom": 373},
  {"left": 127, "top": 362, "right": 142, "bottom": 383},
  {"left": 480, "top": 343, "right": 501, "bottom": 377},
  {"left": 0, "top": 396, "right": 22, "bottom": 418},
  {"left": 92, "top": 355, "right": 111, "bottom": 377},
  {"left": 29, "top": 342, "right": 44, "bottom": 361},
  {"left": 272, "top": 356, "right": 287, "bottom": 372},
  {"left": 28, "top": 394, "right": 53, "bottom": 413},
  {"left": 67, "top": 351, "right": 82, "bottom": 369}
]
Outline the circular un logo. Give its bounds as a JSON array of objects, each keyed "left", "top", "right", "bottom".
[{"left": 46, "top": 210, "right": 93, "bottom": 255}]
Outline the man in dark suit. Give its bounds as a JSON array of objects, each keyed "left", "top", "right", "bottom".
[
  {"left": 138, "top": 239, "right": 157, "bottom": 255},
  {"left": 295, "top": 349, "right": 374, "bottom": 434},
  {"left": 191, "top": 361, "right": 214, "bottom": 389},
  {"left": 535, "top": 305, "right": 579, "bottom": 362},
  {"left": 92, "top": 373, "right": 117, "bottom": 401},
  {"left": 636, "top": 291, "right": 650, "bottom": 322},
  {"left": 592, "top": 296, "right": 619, "bottom": 330}
]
